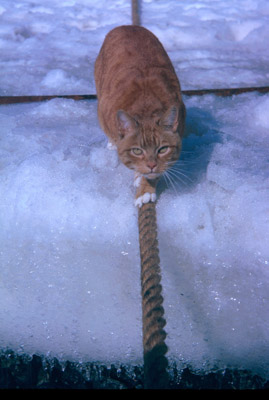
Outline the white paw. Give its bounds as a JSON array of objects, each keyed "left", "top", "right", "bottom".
[
  {"left": 134, "top": 174, "right": 142, "bottom": 188},
  {"left": 107, "top": 141, "right": 117, "bottom": 151},
  {"left": 134, "top": 192, "right": 157, "bottom": 208}
]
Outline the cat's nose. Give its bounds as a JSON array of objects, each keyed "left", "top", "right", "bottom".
[{"left": 147, "top": 161, "right": 157, "bottom": 171}]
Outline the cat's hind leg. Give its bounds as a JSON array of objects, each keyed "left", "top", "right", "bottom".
[{"left": 134, "top": 176, "right": 157, "bottom": 207}]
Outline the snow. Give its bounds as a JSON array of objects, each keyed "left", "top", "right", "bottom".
[{"left": 0, "top": 0, "right": 269, "bottom": 377}]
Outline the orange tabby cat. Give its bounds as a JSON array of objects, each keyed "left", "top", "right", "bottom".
[{"left": 94, "top": 25, "right": 186, "bottom": 206}]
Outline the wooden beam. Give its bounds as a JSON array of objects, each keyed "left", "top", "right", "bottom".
[{"left": 0, "top": 86, "right": 268, "bottom": 105}]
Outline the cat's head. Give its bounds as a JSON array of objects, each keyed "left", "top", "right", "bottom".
[{"left": 116, "top": 105, "right": 185, "bottom": 180}]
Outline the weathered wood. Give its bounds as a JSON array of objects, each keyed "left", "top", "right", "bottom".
[{"left": 1, "top": 86, "right": 268, "bottom": 105}]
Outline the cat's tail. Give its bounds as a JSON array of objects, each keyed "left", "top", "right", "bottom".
[{"left": 132, "top": 0, "right": 141, "bottom": 26}]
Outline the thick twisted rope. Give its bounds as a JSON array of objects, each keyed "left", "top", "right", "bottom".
[{"left": 138, "top": 202, "right": 169, "bottom": 389}]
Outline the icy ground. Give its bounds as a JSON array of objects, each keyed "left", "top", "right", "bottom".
[{"left": 0, "top": 0, "right": 269, "bottom": 378}]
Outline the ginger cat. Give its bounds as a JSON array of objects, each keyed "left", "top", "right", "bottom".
[{"left": 94, "top": 25, "right": 186, "bottom": 207}]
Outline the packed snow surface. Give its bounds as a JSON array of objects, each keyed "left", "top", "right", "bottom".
[{"left": 0, "top": 0, "right": 269, "bottom": 377}]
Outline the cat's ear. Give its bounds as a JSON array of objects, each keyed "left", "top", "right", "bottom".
[
  {"left": 161, "top": 106, "right": 179, "bottom": 132},
  {"left": 117, "top": 110, "right": 138, "bottom": 139}
]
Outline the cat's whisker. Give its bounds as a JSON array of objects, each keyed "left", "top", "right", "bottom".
[
  {"left": 167, "top": 163, "right": 193, "bottom": 175},
  {"left": 166, "top": 158, "right": 198, "bottom": 167},
  {"left": 166, "top": 162, "right": 195, "bottom": 178},
  {"left": 178, "top": 160, "right": 199, "bottom": 166},
  {"left": 166, "top": 171, "right": 188, "bottom": 188},
  {"left": 167, "top": 167, "right": 194, "bottom": 185},
  {"left": 164, "top": 165, "right": 195, "bottom": 189},
  {"left": 162, "top": 171, "right": 180, "bottom": 195},
  {"left": 164, "top": 161, "right": 190, "bottom": 175}
]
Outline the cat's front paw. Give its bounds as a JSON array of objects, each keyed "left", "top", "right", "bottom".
[{"left": 134, "top": 192, "right": 157, "bottom": 208}]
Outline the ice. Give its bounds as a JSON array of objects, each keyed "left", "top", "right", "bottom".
[
  {"left": 1, "top": 0, "right": 269, "bottom": 378},
  {"left": 254, "top": 96, "right": 269, "bottom": 130},
  {"left": 157, "top": 93, "right": 269, "bottom": 374},
  {"left": 230, "top": 19, "right": 262, "bottom": 41}
]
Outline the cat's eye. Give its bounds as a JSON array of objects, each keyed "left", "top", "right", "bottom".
[
  {"left": 132, "top": 148, "right": 143, "bottom": 156},
  {"left": 158, "top": 146, "right": 169, "bottom": 154}
]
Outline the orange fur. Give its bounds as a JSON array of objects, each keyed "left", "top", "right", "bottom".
[{"left": 94, "top": 25, "right": 186, "bottom": 205}]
